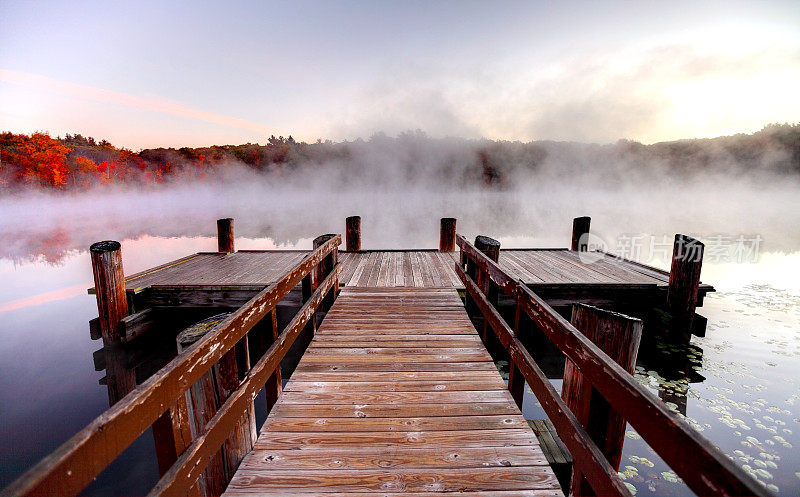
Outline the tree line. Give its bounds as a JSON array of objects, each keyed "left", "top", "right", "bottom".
[{"left": 1, "top": 124, "right": 798, "bottom": 191}]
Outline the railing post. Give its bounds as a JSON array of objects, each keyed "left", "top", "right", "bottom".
[
  {"left": 507, "top": 304, "right": 525, "bottom": 409},
  {"left": 666, "top": 234, "right": 704, "bottom": 339},
  {"left": 151, "top": 399, "right": 200, "bottom": 494},
  {"left": 247, "top": 309, "right": 282, "bottom": 412},
  {"left": 439, "top": 218, "right": 456, "bottom": 252},
  {"left": 90, "top": 241, "right": 136, "bottom": 406},
  {"left": 474, "top": 235, "right": 501, "bottom": 341},
  {"left": 217, "top": 218, "right": 234, "bottom": 253},
  {"left": 264, "top": 310, "right": 282, "bottom": 412},
  {"left": 571, "top": 216, "right": 591, "bottom": 251},
  {"left": 346, "top": 216, "right": 361, "bottom": 251},
  {"left": 175, "top": 315, "right": 257, "bottom": 494},
  {"left": 313, "top": 234, "right": 339, "bottom": 311},
  {"left": 563, "top": 304, "right": 643, "bottom": 497}
]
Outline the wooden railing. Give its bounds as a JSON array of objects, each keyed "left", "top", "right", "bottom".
[
  {"left": 455, "top": 234, "right": 766, "bottom": 497},
  {"left": 1, "top": 235, "right": 342, "bottom": 497}
]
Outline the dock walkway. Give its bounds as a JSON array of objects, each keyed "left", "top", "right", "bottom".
[{"left": 224, "top": 287, "right": 563, "bottom": 495}]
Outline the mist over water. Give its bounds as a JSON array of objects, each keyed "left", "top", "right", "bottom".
[
  {"left": 1, "top": 135, "right": 799, "bottom": 496},
  {"left": 2, "top": 133, "right": 799, "bottom": 263}
]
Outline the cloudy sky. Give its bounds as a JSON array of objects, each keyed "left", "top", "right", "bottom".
[{"left": 1, "top": 0, "right": 798, "bottom": 149}]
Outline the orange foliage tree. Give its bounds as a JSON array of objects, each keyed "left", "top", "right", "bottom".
[{"left": 17, "top": 132, "right": 72, "bottom": 188}]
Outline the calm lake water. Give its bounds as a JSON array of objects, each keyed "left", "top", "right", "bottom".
[{"left": 1, "top": 186, "right": 799, "bottom": 496}]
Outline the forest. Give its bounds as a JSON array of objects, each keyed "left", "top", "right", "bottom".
[{"left": 1, "top": 123, "right": 798, "bottom": 192}]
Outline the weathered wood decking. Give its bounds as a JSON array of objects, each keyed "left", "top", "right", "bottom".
[
  {"left": 115, "top": 249, "right": 712, "bottom": 309},
  {"left": 224, "top": 287, "right": 562, "bottom": 496}
]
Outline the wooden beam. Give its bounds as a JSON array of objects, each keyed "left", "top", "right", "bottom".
[{"left": 119, "top": 308, "right": 156, "bottom": 342}]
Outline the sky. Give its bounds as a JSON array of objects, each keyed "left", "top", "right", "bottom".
[{"left": 1, "top": 0, "right": 799, "bottom": 149}]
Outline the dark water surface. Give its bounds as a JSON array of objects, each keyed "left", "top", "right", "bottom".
[{"left": 1, "top": 189, "right": 799, "bottom": 495}]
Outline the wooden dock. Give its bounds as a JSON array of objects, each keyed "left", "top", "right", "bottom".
[
  {"left": 5, "top": 217, "right": 763, "bottom": 497},
  {"left": 225, "top": 287, "right": 561, "bottom": 495},
  {"left": 117, "top": 249, "right": 712, "bottom": 310}
]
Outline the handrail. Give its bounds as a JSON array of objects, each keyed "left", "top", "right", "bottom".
[
  {"left": 150, "top": 262, "right": 341, "bottom": 496},
  {"left": 455, "top": 234, "right": 767, "bottom": 497},
  {"left": 2, "top": 235, "right": 342, "bottom": 497},
  {"left": 455, "top": 263, "right": 630, "bottom": 497}
]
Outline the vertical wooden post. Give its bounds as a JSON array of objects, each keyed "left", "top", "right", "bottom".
[
  {"left": 264, "top": 310, "right": 282, "bottom": 412},
  {"left": 507, "top": 304, "right": 525, "bottom": 409},
  {"left": 474, "top": 235, "right": 500, "bottom": 341},
  {"left": 90, "top": 241, "right": 128, "bottom": 343},
  {"left": 666, "top": 234, "right": 704, "bottom": 336},
  {"left": 439, "top": 218, "right": 457, "bottom": 252},
  {"left": 313, "top": 234, "right": 339, "bottom": 311},
  {"left": 563, "top": 304, "right": 643, "bottom": 497},
  {"left": 152, "top": 400, "right": 193, "bottom": 470},
  {"left": 90, "top": 241, "right": 137, "bottom": 405},
  {"left": 571, "top": 216, "right": 591, "bottom": 251},
  {"left": 176, "top": 315, "right": 257, "bottom": 495},
  {"left": 475, "top": 235, "right": 500, "bottom": 263},
  {"left": 217, "top": 218, "right": 234, "bottom": 253},
  {"left": 346, "top": 216, "right": 361, "bottom": 251}
]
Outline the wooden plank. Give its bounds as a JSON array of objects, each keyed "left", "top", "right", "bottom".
[
  {"left": 276, "top": 390, "right": 513, "bottom": 404},
  {"left": 262, "top": 414, "right": 529, "bottom": 431},
  {"left": 227, "top": 467, "right": 560, "bottom": 493},
  {"left": 252, "top": 428, "right": 539, "bottom": 449},
  {"left": 269, "top": 402, "right": 521, "bottom": 419},
  {"left": 289, "top": 370, "right": 501, "bottom": 382},
  {"left": 223, "top": 491, "right": 560, "bottom": 497},
  {"left": 284, "top": 379, "right": 506, "bottom": 392},
  {"left": 293, "top": 362, "right": 500, "bottom": 373},
  {"left": 238, "top": 446, "right": 548, "bottom": 470}
]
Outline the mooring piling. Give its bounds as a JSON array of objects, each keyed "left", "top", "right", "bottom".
[
  {"left": 345, "top": 216, "right": 361, "bottom": 251},
  {"left": 175, "top": 315, "right": 257, "bottom": 495},
  {"left": 90, "top": 241, "right": 137, "bottom": 405},
  {"left": 666, "top": 234, "right": 704, "bottom": 335},
  {"left": 90, "top": 241, "right": 128, "bottom": 343},
  {"left": 439, "top": 217, "right": 457, "bottom": 252},
  {"left": 571, "top": 216, "right": 591, "bottom": 251},
  {"left": 563, "top": 304, "right": 643, "bottom": 497},
  {"left": 217, "top": 218, "right": 235, "bottom": 253}
]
